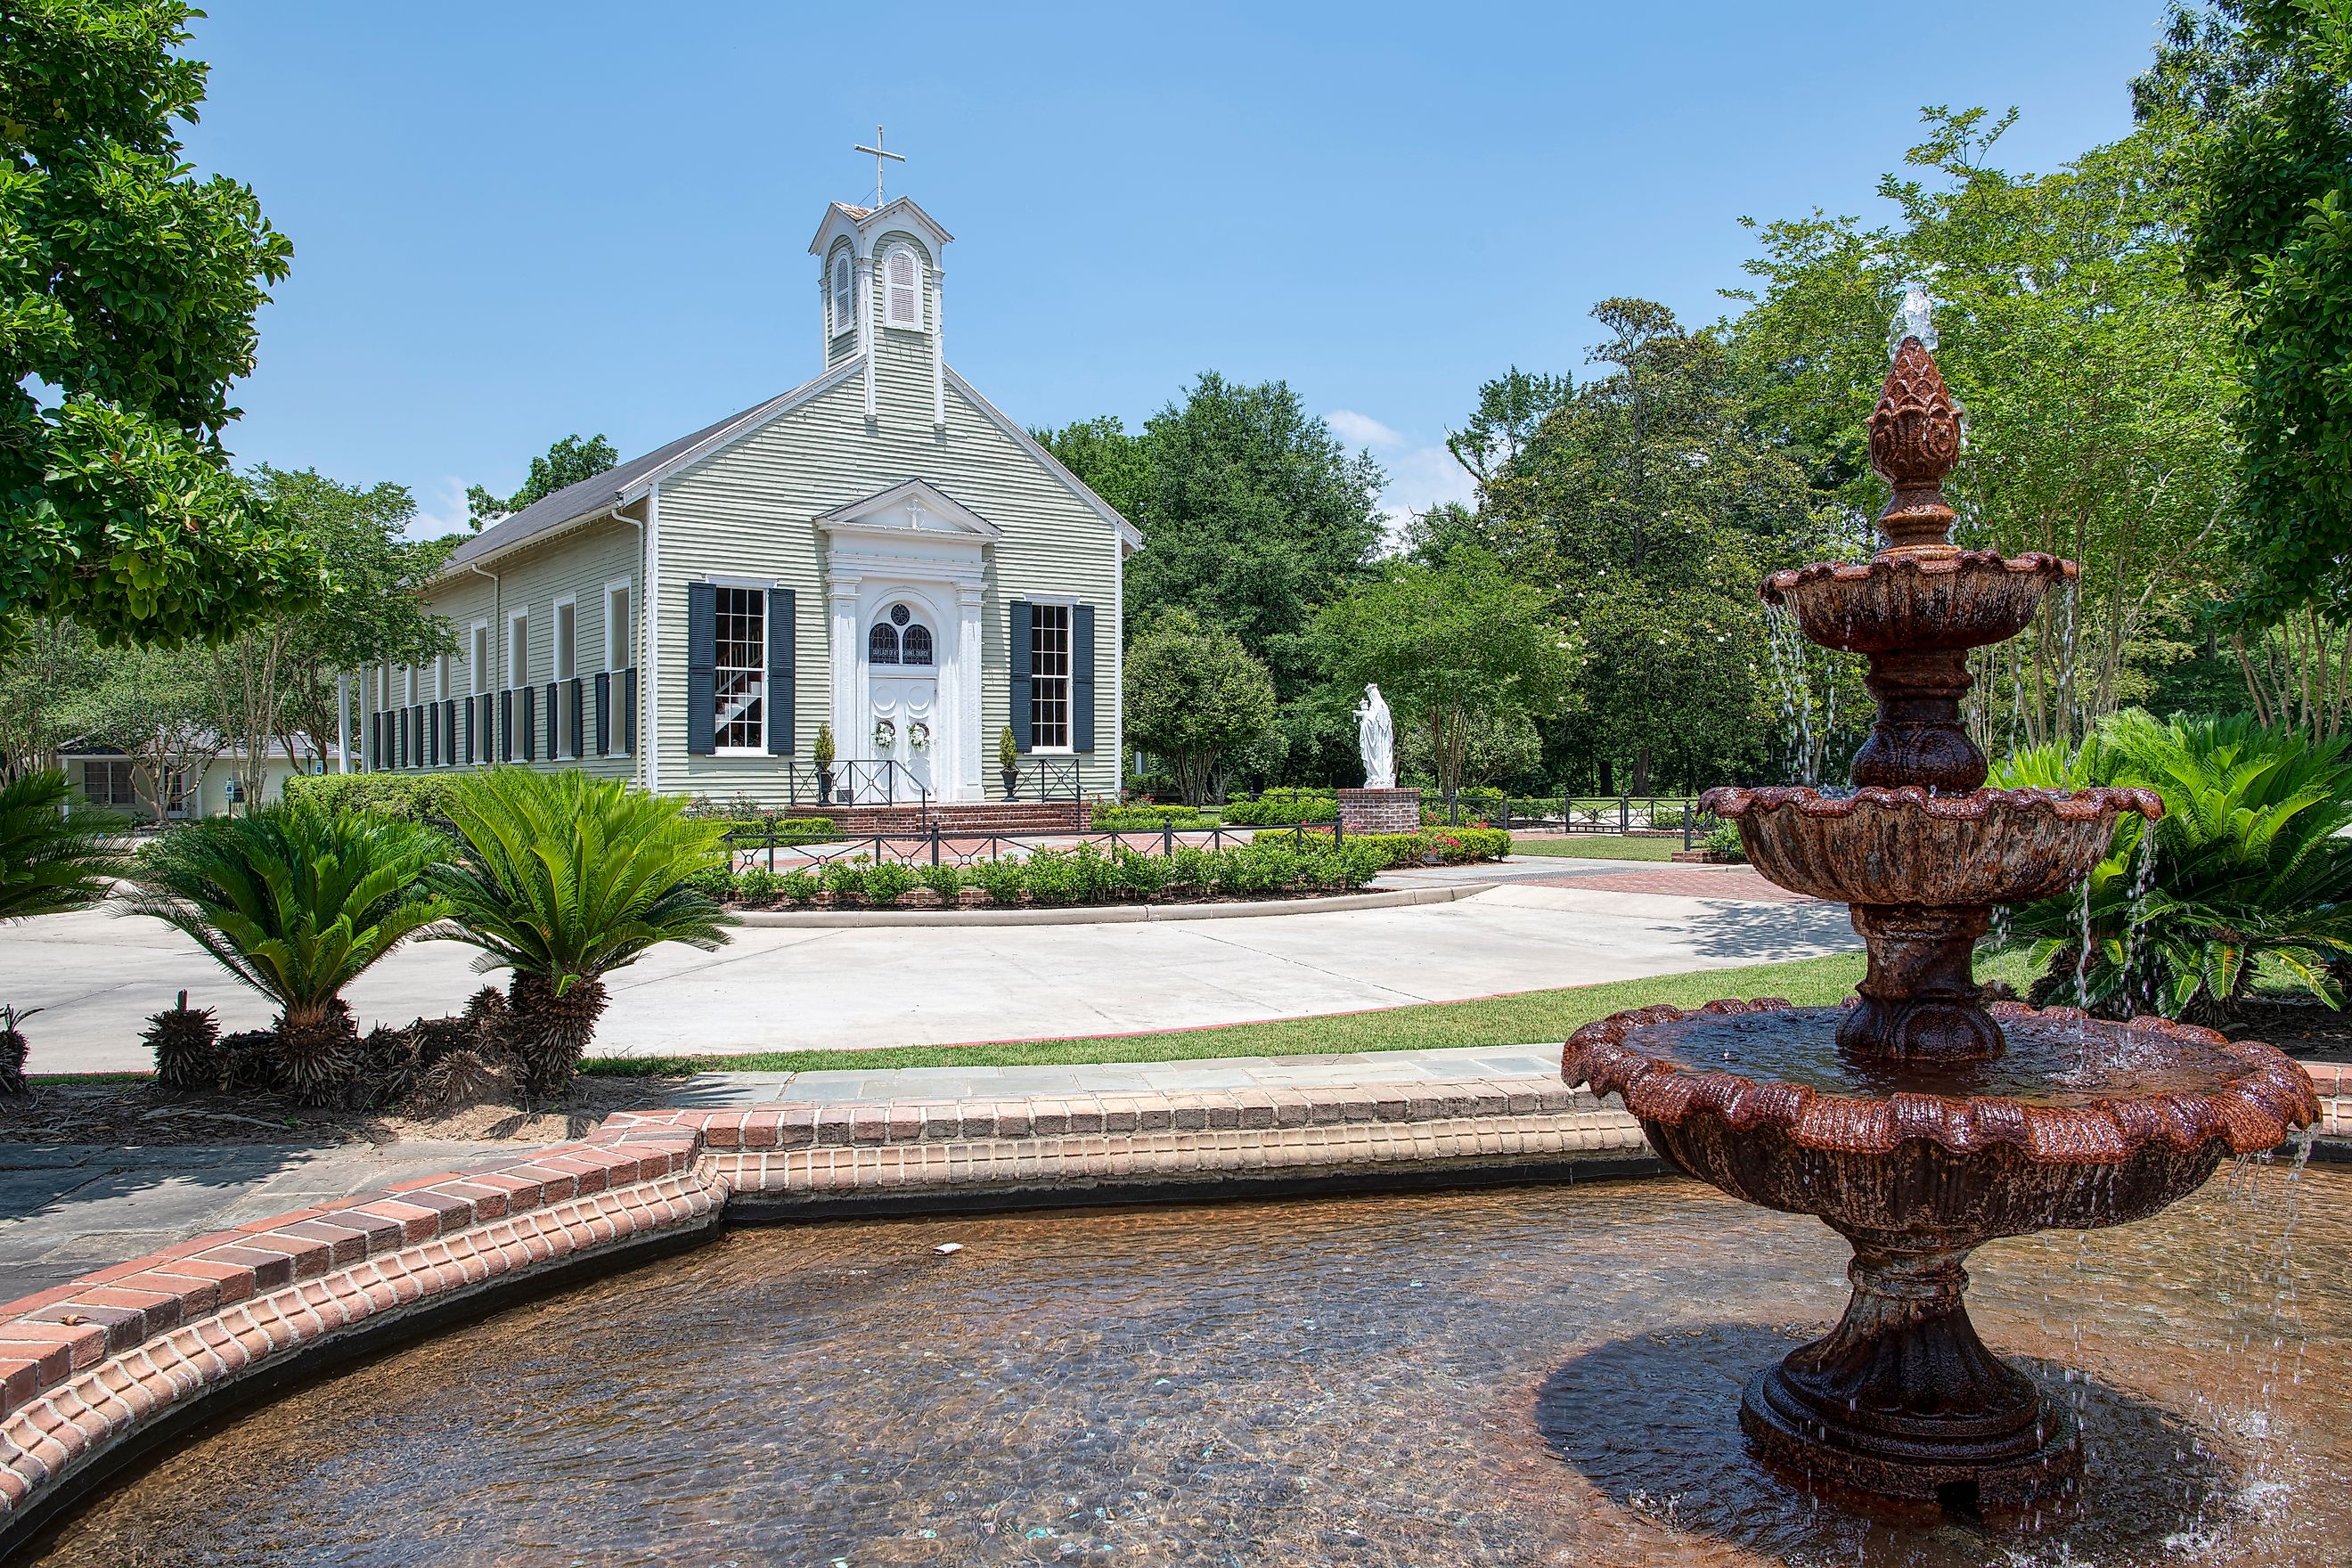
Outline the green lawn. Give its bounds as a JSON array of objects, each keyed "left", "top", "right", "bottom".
[
  {"left": 1504, "top": 836, "right": 1685, "bottom": 862},
  {"left": 580, "top": 946, "right": 2047, "bottom": 1078}
]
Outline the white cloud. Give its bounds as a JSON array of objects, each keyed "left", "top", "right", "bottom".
[
  {"left": 1326, "top": 409, "right": 1477, "bottom": 545},
  {"left": 410, "top": 475, "right": 472, "bottom": 539},
  {"left": 1325, "top": 408, "right": 1405, "bottom": 449}
]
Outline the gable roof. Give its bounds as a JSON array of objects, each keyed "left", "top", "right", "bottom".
[
  {"left": 436, "top": 359, "right": 862, "bottom": 578},
  {"left": 434, "top": 353, "right": 1142, "bottom": 581}
]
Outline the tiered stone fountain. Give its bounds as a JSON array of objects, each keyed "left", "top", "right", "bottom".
[{"left": 1562, "top": 326, "right": 2321, "bottom": 1517}]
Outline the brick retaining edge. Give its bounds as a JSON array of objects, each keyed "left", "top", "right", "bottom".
[
  {"left": 1, "top": 1067, "right": 2342, "bottom": 1552},
  {"left": 0, "top": 1123, "right": 722, "bottom": 1553}
]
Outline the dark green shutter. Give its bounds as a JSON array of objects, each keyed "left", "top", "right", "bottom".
[
  {"left": 767, "top": 587, "right": 795, "bottom": 755},
  {"left": 1009, "top": 599, "right": 1033, "bottom": 752},
  {"left": 593, "top": 671, "right": 610, "bottom": 755},
  {"left": 520, "top": 685, "right": 536, "bottom": 761},
  {"left": 462, "top": 695, "right": 475, "bottom": 764},
  {"left": 1073, "top": 603, "right": 1097, "bottom": 754},
  {"left": 623, "top": 666, "right": 639, "bottom": 754},
  {"left": 500, "top": 690, "right": 512, "bottom": 761},
  {"left": 687, "top": 581, "right": 717, "bottom": 755},
  {"left": 544, "top": 681, "right": 559, "bottom": 758}
]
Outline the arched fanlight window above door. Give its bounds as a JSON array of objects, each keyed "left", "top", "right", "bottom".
[
  {"left": 902, "top": 624, "right": 934, "bottom": 666},
  {"left": 868, "top": 621, "right": 900, "bottom": 665}
]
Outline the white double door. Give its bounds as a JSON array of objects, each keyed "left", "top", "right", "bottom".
[{"left": 868, "top": 666, "right": 936, "bottom": 796}]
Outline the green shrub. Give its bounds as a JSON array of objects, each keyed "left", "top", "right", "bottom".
[
  {"left": 968, "top": 856, "right": 1027, "bottom": 904},
  {"left": 1312, "top": 827, "right": 1509, "bottom": 869},
  {"left": 1220, "top": 788, "right": 1338, "bottom": 826},
  {"left": 0, "top": 770, "right": 127, "bottom": 920},
  {"left": 863, "top": 862, "right": 919, "bottom": 904},
  {"left": 918, "top": 862, "right": 966, "bottom": 901},
  {"left": 682, "top": 865, "right": 738, "bottom": 902},
  {"left": 1023, "top": 845, "right": 1116, "bottom": 904},
  {"left": 1110, "top": 844, "right": 1168, "bottom": 898},
  {"left": 780, "top": 868, "right": 821, "bottom": 904},
  {"left": 1703, "top": 822, "right": 1746, "bottom": 861},
  {"left": 283, "top": 772, "right": 469, "bottom": 822},
  {"left": 821, "top": 859, "right": 865, "bottom": 898},
  {"left": 127, "top": 803, "right": 447, "bottom": 1103},
  {"left": 1997, "top": 711, "right": 2352, "bottom": 1019},
  {"left": 1091, "top": 803, "right": 1210, "bottom": 830},
  {"left": 736, "top": 867, "right": 785, "bottom": 904},
  {"left": 425, "top": 769, "right": 734, "bottom": 1096}
]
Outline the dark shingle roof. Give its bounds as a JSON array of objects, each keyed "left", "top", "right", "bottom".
[{"left": 440, "top": 399, "right": 773, "bottom": 574}]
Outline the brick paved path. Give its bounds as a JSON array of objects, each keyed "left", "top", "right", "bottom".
[{"left": 1508, "top": 867, "right": 1821, "bottom": 902}]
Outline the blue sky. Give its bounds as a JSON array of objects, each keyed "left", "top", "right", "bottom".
[{"left": 183, "top": 1, "right": 2174, "bottom": 534}]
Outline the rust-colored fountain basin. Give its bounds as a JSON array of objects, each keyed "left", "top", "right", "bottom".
[
  {"left": 1763, "top": 551, "right": 2075, "bottom": 654},
  {"left": 1563, "top": 996, "right": 2320, "bottom": 1515},
  {"left": 1702, "top": 785, "right": 2160, "bottom": 910}
]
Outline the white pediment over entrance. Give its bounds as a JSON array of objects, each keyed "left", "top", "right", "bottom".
[{"left": 814, "top": 478, "right": 1001, "bottom": 543}]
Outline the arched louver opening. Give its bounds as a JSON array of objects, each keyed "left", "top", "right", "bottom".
[
  {"left": 886, "top": 248, "right": 921, "bottom": 328},
  {"left": 868, "top": 622, "right": 900, "bottom": 665},
  {"left": 832, "top": 254, "right": 854, "bottom": 337},
  {"left": 902, "top": 624, "right": 934, "bottom": 666}
]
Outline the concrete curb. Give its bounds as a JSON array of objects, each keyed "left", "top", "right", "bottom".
[{"left": 729, "top": 881, "right": 1491, "bottom": 927}]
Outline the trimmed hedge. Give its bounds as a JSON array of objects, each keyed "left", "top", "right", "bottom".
[
  {"left": 1091, "top": 803, "right": 1211, "bottom": 829},
  {"left": 1262, "top": 826, "right": 1510, "bottom": 868},
  {"left": 702, "top": 839, "right": 1382, "bottom": 908},
  {"left": 282, "top": 773, "right": 467, "bottom": 821},
  {"left": 1219, "top": 788, "right": 1338, "bottom": 826}
]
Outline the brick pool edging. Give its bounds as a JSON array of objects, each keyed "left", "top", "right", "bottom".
[
  {"left": 0, "top": 1122, "right": 723, "bottom": 1548},
  {"left": 604, "top": 1076, "right": 1659, "bottom": 1211}
]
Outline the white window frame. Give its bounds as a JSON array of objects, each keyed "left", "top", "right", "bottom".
[
  {"left": 508, "top": 608, "right": 530, "bottom": 690},
  {"left": 604, "top": 581, "right": 631, "bottom": 672},
  {"left": 1028, "top": 599, "right": 1074, "bottom": 754},
  {"left": 553, "top": 595, "right": 578, "bottom": 683},
  {"left": 882, "top": 245, "right": 923, "bottom": 331},
  {"left": 711, "top": 578, "right": 768, "bottom": 755},
  {"left": 404, "top": 666, "right": 418, "bottom": 707},
  {"left": 831, "top": 250, "right": 855, "bottom": 339},
  {"left": 471, "top": 621, "right": 492, "bottom": 695},
  {"left": 85, "top": 758, "right": 135, "bottom": 811},
  {"left": 435, "top": 655, "right": 449, "bottom": 704}
]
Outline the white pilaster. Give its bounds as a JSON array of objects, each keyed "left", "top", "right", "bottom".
[
  {"left": 829, "top": 576, "right": 863, "bottom": 764},
  {"left": 958, "top": 584, "right": 984, "bottom": 800}
]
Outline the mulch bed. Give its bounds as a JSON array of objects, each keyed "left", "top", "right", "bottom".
[{"left": 0, "top": 1074, "right": 696, "bottom": 1148}]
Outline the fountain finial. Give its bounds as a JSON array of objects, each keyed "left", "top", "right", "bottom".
[{"left": 1866, "top": 321, "right": 1960, "bottom": 555}]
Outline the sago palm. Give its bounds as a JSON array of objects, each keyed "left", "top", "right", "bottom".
[
  {"left": 125, "top": 804, "right": 448, "bottom": 1101},
  {"left": 0, "top": 769, "right": 129, "bottom": 921},
  {"left": 1997, "top": 710, "right": 2352, "bottom": 1020},
  {"left": 427, "top": 769, "right": 734, "bottom": 1097}
]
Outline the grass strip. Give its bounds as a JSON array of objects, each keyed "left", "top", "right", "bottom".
[{"left": 580, "top": 947, "right": 2049, "bottom": 1078}]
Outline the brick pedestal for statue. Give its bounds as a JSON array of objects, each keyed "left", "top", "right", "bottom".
[{"left": 1338, "top": 787, "right": 1421, "bottom": 835}]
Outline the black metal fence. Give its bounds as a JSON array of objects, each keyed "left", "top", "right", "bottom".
[{"left": 725, "top": 817, "right": 1400, "bottom": 872}]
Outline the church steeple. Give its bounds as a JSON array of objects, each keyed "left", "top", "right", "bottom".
[{"left": 807, "top": 157, "right": 953, "bottom": 427}]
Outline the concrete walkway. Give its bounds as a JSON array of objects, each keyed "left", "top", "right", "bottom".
[{"left": 1, "top": 857, "right": 1854, "bottom": 1074}]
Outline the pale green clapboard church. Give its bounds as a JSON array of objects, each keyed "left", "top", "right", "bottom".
[{"left": 354, "top": 187, "right": 1139, "bottom": 816}]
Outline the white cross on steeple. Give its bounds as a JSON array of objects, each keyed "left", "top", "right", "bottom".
[{"left": 853, "top": 126, "right": 905, "bottom": 208}]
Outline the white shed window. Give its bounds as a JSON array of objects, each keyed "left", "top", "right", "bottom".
[
  {"left": 508, "top": 611, "right": 529, "bottom": 690},
  {"left": 1031, "top": 604, "right": 1071, "bottom": 749},
  {"left": 832, "top": 253, "right": 854, "bottom": 338},
  {"left": 471, "top": 623, "right": 491, "bottom": 694},
  {"left": 885, "top": 248, "right": 921, "bottom": 329}
]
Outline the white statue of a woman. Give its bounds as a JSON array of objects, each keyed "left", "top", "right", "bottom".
[{"left": 1355, "top": 683, "right": 1395, "bottom": 788}]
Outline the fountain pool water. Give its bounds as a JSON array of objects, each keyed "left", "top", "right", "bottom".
[{"left": 25, "top": 1170, "right": 2348, "bottom": 1567}]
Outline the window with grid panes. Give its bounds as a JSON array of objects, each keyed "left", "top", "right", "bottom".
[
  {"left": 1031, "top": 603, "right": 1070, "bottom": 748},
  {"left": 715, "top": 586, "right": 764, "bottom": 750}
]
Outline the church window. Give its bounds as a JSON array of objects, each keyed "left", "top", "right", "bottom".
[
  {"left": 715, "top": 587, "right": 764, "bottom": 750},
  {"left": 902, "top": 624, "right": 934, "bottom": 666},
  {"left": 1030, "top": 603, "right": 1071, "bottom": 748},
  {"left": 832, "top": 254, "right": 854, "bottom": 338},
  {"left": 868, "top": 621, "right": 900, "bottom": 666},
  {"left": 885, "top": 248, "right": 921, "bottom": 329}
]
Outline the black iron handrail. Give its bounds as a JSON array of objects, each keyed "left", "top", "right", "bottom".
[
  {"left": 999, "top": 756, "right": 1082, "bottom": 803},
  {"left": 783, "top": 757, "right": 932, "bottom": 814}
]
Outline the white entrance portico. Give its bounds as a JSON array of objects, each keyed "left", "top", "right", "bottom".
[{"left": 816, "top": 478, "right": 994, "bottom": 803}]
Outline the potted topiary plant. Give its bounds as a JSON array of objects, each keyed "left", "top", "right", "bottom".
[
  {"left": 999, "top": 724, "right": 1020, "bottom": 801},
  {"left": 813, "top": 722, "right": 837, "bottom": 804}
]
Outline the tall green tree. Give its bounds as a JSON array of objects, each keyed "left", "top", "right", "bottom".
[
  {"left": 1308, "top": 547, "right": 1580, "bottom": 799},
  {"left": 63, "top": 641, "right": 223, "bottom": 819},
  {"left": 1118, "top": 374, "right": 1385, "bottom": 700},
  {"left": 1729, "top": 110, "right": 2242, "bottom": 756},
  {"left": 0, "top": 0, "right": 316, "bottom": 649},
  {"left": 1445, "top": 367, "right": 1574, "bottom": 486},
  {"left": 465, "top": 433, "right": 619, "bottom": 530},
  {"left": 1478, "top": 300, "right": 1818, "bottom": 793},
  {"left": 210, "top": 468, "right": 452, "bottom": 803},
  {"left": 2136, "top": 1, "right": 2352, "bottom": 737},
  {"left": 1033, "top": 414, "right": 1151, "bottom": 523},
  {"left": 0, "top": 617, "right": 98, "bottom": 776},
  {"left": 1123, "top": 610, "right": 1277, "bottom": 805}
]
